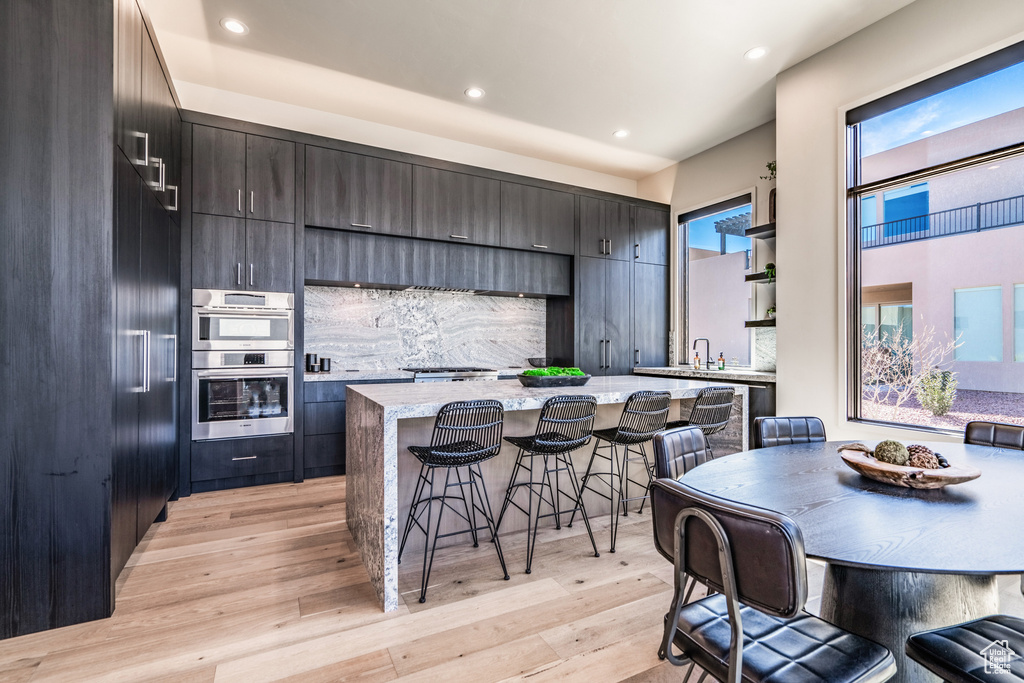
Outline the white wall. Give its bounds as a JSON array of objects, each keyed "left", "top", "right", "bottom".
[
  {"left": 775, "top": 0, "right": 1024, "bottom": 442},
  {"left": 657, "top": 121, "right": 776, "bottom": 363}
]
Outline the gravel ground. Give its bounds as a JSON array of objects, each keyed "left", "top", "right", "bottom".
[{"left": 862, "top": 388, "right": 1024, "bottom": 431}]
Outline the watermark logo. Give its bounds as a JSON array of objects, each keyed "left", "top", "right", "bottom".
[{"left": 981, "top": 639, "right": 1018, "bottom": 675}]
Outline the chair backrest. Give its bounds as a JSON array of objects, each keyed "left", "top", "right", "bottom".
[
  {"left": 650, "top": 478, "right": 807, "bottom": 619},
  {"left": 533, "top": 395, "right": 598, "bottom": 452},
  {"left": 752, "top": 416, "right": 827, "bottom": 449},
  {"left": 686, "top": 387, "right": 735, "bottom": 437},
  {"left": 429, "top": 400, "right": 505, "bottom": 461},
  {"left": 653, "top": 426, "right": 711, "bottom": 480},
  {"left": 964, "top": 420, "right": 1024, "bottom": 450},
  {"left": 612, "top": 390, "right": 672, "bottom": 445}
]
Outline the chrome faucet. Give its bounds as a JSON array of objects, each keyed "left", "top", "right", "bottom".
[{"left": 693, "top": 338, "right": 711, "bottom": 369}]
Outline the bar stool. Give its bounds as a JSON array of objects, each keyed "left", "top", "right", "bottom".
[
  {"left": 665, "top": 386, "right": 735, "bottom": 458},
  {"left": 397, "top": 399, "right": 509, "bottom": 603},
  {"left": 495, "top": 395, "right": 599, "bottom": 574},
  {"left": 571, "top": 390, "right": 672, "bottom": 552}
]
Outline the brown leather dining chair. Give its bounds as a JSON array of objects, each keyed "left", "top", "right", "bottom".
[
  {"left": 752, "top": 415, "right": 826, "bottom": 449},
  {"left": 652, "top": 425, "right": 713, "bottom": 481},
  {"left": 650, "top": 478, "right": 897, "bottom": 683}
]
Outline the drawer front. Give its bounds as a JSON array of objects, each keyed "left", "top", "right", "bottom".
[
  {"left": 304, "top": 401, "right": 346, "bottom": 435},
  {"left": 304, "top": 433, "right": 346, "bottom": 470},
  {"left": 191, "top": 435, "right": 293, "bottom": 481},
  {"left": 304, "top": 381, "right": 349, "bottom": 403}
]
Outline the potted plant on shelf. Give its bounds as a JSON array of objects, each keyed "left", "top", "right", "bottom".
[{"left": 761, "top": 160, "right": 777, "bottom": 223}]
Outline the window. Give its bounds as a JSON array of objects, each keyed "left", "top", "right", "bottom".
[
  {"left": 954, "top": 287, "right": 1003, "bottom": 361},
  {"left": 847, "top": 41, "right": 1024, "bottom": 431},
  {"left": 680, "top": 195, "right": 753, "bottom": 366}
]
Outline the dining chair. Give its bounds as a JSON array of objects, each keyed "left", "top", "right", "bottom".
[
  {"left": 665, "top": 387, "right": 735, "bottom": 458},
  {"left": 752, "top": 415, "right": 827, "bottom": 449},
  {"left": 964, "top": 420, "right": 1024, "bottom": 450},
  {"left": 652, "top": 425, "right": 713, "bottom": 480},
  {"left": 906, "top": 614, "right": 1024, "bottom": 680},
  {"left": 650, "top": 478, "right": 897, "bottom": 683}
]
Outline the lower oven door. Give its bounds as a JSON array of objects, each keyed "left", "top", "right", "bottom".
[{"left": 192, "top": 367, "right": 294, "bottom": 440}]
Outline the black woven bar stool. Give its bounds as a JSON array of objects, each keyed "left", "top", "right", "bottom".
[
  {"left": 665, "top": 386, "right": 734, "bottom": 458},
  {"left": 397, "top": 399, "right": 509, "bottom": 603},
  {"left": 570, "top": 390, "right": 672, "bottom": 552},
  {"left": 495, "top": 395, "right": 600, "bottom": 574}
]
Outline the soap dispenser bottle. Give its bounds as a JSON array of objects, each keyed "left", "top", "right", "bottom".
[
  {"left": 718, "top": 352, "right": 726, "bottom": 370},
  {"left": 693, "top": 350, "right": 701, "bottom": 370}
]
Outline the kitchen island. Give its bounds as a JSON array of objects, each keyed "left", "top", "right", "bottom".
[{"left": 346, "top": 375, "right": 748, "bottom": 610}]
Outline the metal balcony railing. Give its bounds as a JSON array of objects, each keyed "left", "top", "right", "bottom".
[{"left": 862, "top": 193, "right": 1024, "bottom": 248}]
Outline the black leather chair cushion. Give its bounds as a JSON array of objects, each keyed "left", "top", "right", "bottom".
[
  {"left": 753, "top": 416, "right": 827, "bottom": 449},
  {"left": 652, "top": 426, "right": 710, "bottom": 480},
  {"left": 964, "top": 421, "right": 1024, "bottom": 451},
  {"left": 673, "top": 594, "right": 896, "bottom": 683},
  {"left": 906, "top": 615, "right": 1024, "bottom": 682}
]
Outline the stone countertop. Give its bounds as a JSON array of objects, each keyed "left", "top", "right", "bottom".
[
  {"left": 348, "top": 374, "right": 748, "bottom": 419},
  {"left": 304, "top": 367, "right": 530, "bottom": 382},
  {"left": 634, "top": 366, "right": 776, "bottom": 383}
]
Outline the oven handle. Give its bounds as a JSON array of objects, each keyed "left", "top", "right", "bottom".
[
  {"left": 194, "top": 310, "right": 293, "bottom": 319},
  {"left": 195, "top": 367, "right": 293, "bottom": 379}
]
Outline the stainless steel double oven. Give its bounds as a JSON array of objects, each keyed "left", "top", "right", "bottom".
[{"left": 191, "top": 289, "right": 295, "bottom": 440}]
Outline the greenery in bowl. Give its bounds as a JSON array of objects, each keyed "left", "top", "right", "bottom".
[{"left": 521, "top": 366, "right": 586, "bottom": 377}]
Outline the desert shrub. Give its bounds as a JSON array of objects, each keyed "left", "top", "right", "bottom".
[{"left": 916, "top": 369, "right": 957, "bottom": 416}]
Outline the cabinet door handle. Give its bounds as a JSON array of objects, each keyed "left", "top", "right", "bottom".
[
  {"left": 237, "top": 263, "right": 242, "bottom": 286},
  {"left": 350, "top": 223, "right": 372, "bottom": 229},
  {"left": 599, "top": 340, "right": 605, "bottom": 369},
  {"left": 607, "top": 239, "right": 611, "bottom": 255},
  {"left": 635, "top": 349, "right": 640, "bottom": 365},
  {"left": 237, "top": 189, "right": 242, "bottom": 213},
  {"left": 167, "top": 185, "right": 179, "bottom": 211},
  {"left": 532, "top": 244, "right": 548, "bottom": 249},
  {"left": 249, "top": 263, "right": 254, "bottom": 287},
  {"left": 131, "top": 131, "right": 149, "bottom": 167},
  {"left": 231, "top": 456, "right": 257, "bottom": 461},
  {"left": 599, "top": 238, "right": 605, "bottom": 255},
  {"left": 147, "top": 157, "right": 164, "bottom": 192},
  {"left": 142, "top": 330, "right": 151, "bottom": 393},
  {"left": 449, "top": 234, "right": 469, "bottom": 240},
  {"left": 606, "top": 339, "right": 611, "bottom": 369},
  {"left": 250, "top": 191, "right": 254, "bottom": 214},
  {"left": 158, "top": 159, "right": 166, "bottom": 192},
  {"left": 168, "top": 334, "right": 177, "bottom": 382},
  {"left": 635, "top": 244, "right": 640, "bottom": 259}
]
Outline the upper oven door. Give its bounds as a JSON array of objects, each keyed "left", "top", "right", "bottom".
[{"left": 192, "top": 308, "right": 294, "bottom": 350}]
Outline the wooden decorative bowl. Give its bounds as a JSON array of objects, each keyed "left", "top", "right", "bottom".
[{"left": 838, "top": 449, "right": 981, "bottom": 489}]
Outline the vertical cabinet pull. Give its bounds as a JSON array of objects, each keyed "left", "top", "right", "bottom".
[
  {"left": 131, "top": 131, "right": 149, "bottom": 168},
  {"left": 635, "top": 349, "right": 640, "bottom": 365},
  {"left": 249, "top": 264, "right": 254, "bottom": 287},
  {"left": 236, "top": 263, "right": 242, "bottom": 286},
  {"left": 607, "top": 239, "right": 611, "bottom": 255},
  {"left": 167, "top": 334, "right": 177, "bottom": 382},
  {"left": 237, "top": 189, "right": 242, "bottom": 213},
  {"left": 599, "top": 340, "right": 605, "bottom": 369},
  {"left": 635, "top": 244, "right": 640, "bottom": 259},
  {"left": 167, "top": 185, "right": 179, "bottom": 211},
  {"left": 142, "top": 330, "right": 151, "bottom": 393},
  {"left": 605, "top": 339, "right": 611, "bottom": 369},
  {"left": 250, "top": 191, "right": 254, "bottom": 214}
]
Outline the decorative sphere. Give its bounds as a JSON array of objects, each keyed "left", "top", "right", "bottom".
[{"left": 874, "top": 440, "right": 909, "bottom": 466}]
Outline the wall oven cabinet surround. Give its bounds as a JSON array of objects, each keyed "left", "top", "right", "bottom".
[
  {"left": 499, "top": 183, "right": 575, "bottom": 255},
  {"left": 192, "top": 289, "right": 294, "bottom": 351},
  {"left": 305, "top": 146, "right": 413, "bottom": 236},
  {"left": 191, "top": 126, "right": 295, "bottom": 223},
  {"left": 192, "top": 214, "right": 294, "bottom": 292},
  {"left": 192, "top": 351, "right": 294, "bottom": 440},
  {"left": 412, "top": 166, "right": 500, "bottom": 246},
  {"left": 579, "top": 197, "right": 632, "bottom": 261}
]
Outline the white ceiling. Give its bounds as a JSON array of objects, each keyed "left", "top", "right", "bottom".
[{"left": 145, "top": 0, "right": 917, "bottom": 181}]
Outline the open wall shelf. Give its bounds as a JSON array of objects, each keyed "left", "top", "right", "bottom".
[
  {"left": 745, "top": 222, "right": 776, "bottom": 240},
  {"left": 745, "top": 319, "right": 776, "bottom": 328}
]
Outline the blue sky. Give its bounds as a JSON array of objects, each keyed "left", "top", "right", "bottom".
[
  {"left": 687, "top": 205, "right": 750, "bottom": 253},
  {"left": 861, "top": 61, "right": 1024, "bottom": 156}
]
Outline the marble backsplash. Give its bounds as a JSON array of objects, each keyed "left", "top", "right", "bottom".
[
  {"left": 753, "top": 326, "right": 777, "bottom": 372},
  {"left": 304, "top": 286, "right": 546, "bottom": 370}
]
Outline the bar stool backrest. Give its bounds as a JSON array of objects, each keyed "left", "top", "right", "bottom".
[
  {"left": 964, "top": 420, "right": 1024, "bottom": 450},
  {"left": 653, "top": 425, "right": 711, "bottom": 481},
  {"left": 612, "top": 390, "right": 672, "bottom": 445},
  {"left": 686, "top": 387, "right": 735, "bottom": 437},
  {"left": 533, "top": 395, "right": 598, "bottom": 452},
  {"left": 428, "top": 400, "right": 505, "bottom": 464}
]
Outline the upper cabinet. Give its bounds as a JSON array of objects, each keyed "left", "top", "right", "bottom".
[
  {"left": 412, "top": 167, "right": 500, "bottom": 246},
  {"left": 193, "top": 215, "right": 294, "bottom": 292},
  {"left": 634, "top": 206, "right": 669, "bottom": 265},
  {"left": 579, "top": 197, "right": 631, "bottom": 261},
  {"left": 305, "top": 146, "right": 412, "bottom": 236},
  {"left": 500, "top": 183, "right": 575, "bottom": 255},
  {"left": 192, "top": 126, "right": 295, "bottom": 223}
]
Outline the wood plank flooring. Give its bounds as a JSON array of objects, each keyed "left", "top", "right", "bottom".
[{"left": 2, "top": 475, "right": 1020, "bottom": 682}]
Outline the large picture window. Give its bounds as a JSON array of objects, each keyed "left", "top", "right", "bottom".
[{"left": 847, "top": 42, "right": 1024, "bottom": 431}]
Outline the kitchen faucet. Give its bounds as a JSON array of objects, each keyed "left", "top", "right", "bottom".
[{"left": 693, "top": 338, "right": 711, "bottom": 369}]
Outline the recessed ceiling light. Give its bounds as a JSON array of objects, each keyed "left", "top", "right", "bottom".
[
  {"left": 220, "top": 18, "right": 249, "bottom": 34},
  {"left": 613, "top": 129, "right": 630, "bottom": 138},
  {"left": 465, "top": 87, "right": 485, "bottom": 99},
  {"left": 744, "top": 46, "right": 768, "bottom": 60}
]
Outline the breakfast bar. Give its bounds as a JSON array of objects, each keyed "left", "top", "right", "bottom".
[{"left": 345, "top": 375, "right": 748, "bottom": 610}]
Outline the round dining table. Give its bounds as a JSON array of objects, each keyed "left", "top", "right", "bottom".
[{"left": 680, "top": 440, "right": 1024, "bottom": 683}]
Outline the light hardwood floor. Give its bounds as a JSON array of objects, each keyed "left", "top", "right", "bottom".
[{"left": 3, "top": 476, "right": 1021, "bottom": 682}]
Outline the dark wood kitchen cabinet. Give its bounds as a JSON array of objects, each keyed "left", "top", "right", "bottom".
[
  {"left": 632, "top": 262, "right": 669, "bottom": 367},
  {"left": 412, "top": 166, "right": 501, "bottom": 246},
  {"left": 192, "top": 125, "right": 295, "bottom": 222},
  {"left": 191, "top": 435, "right": 294, "bottom": 482},
  {"left": 305, "top": 146, "right": 412, "bottom": 236},
  {"left": 500, "top": 182, "right": 575, "bottom": 255},
  {"left": 192, "top": 214, "right": 294, "bottom": 292},
  {"left": 634, "top": 206, "right": 669, "bottom": 266},
  {"left": 577, "top": 256, "right": 632, "bottom": 375},
  {"left": 579, "top": 197, "right": 631, "bottom": 261}
]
